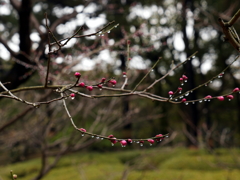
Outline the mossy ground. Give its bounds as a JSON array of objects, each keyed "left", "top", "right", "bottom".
[{"left": 1, "top": 147, "right": 240, "bottom": 180}]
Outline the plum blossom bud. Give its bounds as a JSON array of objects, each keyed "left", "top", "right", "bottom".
[
  {"left": 226, "top": 95, "right": 234, "bottom": 101},
  {"left": 180, "top": 77, "right": 184, "bottom": 85},
  {"left": 155, "top": 134, "right": 164, "bottom": 142},
  {"left": 233, "top": 88, "right": 240, "bottom": 92},
  {"left": 127, "top": 139, "right": 132, "bottom": 143},
  {"left": 127, "top": 40, "right": 131, "bottom": 45},
  {"left": 182, "top": 75, "right": 188, "bottom": 82},
  {"left": 181, "top": 98, "right": 186, "bottom": 103},
  {"left": 108, "top": 135, "right": 117, "bottom": 146},
  {"left": 70, "top": 93, "right": 75, "bottom": 99},
  {"left": 205, "top": 95, "right": 212, "bottom": 99},
  {"left": 86, "top": 86, "right": 93, "bottom": 91},
  {"left": 79, "top": 128, "right": 86, "bottom": 132},
  {"left": 122, "top": 72, "right": 127, "bottom": 77},
  {"left": 97, "top": 84, "right": 103, "bottom": 90},
  {"left": 147, "top": 139, "right": 155, "bottom": 146},
  {"left": 79, "top": 128, "right": 86, "bottom": 136},
  {"left": 217, "top": 96, "right": 224, "bottom": 101},
  {"left": 110, "top": 79, "right": 117, "bottom": 85},
  {"left": 120, "top": 140, "right": 127, "bottom": 147},
  {"left": 78, "top": 82, "right": 85, "bottom": 87},
  {"left": 101, "top": 78, "right": 106, "bottom": 83},
  {"left": 178, "top": 87, "right": 182, "bottom": 94},
  {"left": 168, "top": 91, "right": 174, "bottom": 97},
  {"left": 74, "top": 72, "right": 81, "bottom": 78}
]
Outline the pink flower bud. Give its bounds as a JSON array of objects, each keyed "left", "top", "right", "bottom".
[
  {"left": 179, "top": 77, "right": 183, "bottom": 81},
  {"left": 74, "top": 72, "right": 81, "bottom": 78},
  {"left": 155, "top": 134, "right": 164, "bottom": 142},
  {"left": 182, "top": 75, "right": 188, "bottom": 81},
  {"left": 226, "top": 95, "right": 234, "bottom": 100},
  {"left": 101, "top": 78, "right": 106, "bottom": 83},
  {"left": 147, "top": 139, "right": 155, "bottom": 145},
  {"left": 78, "top": 82, "right": 85, "bottom": 87},
  {"left": 122, "top": 72, "right": 127, "bottom": 77},
  {"left": 110, "top": 79, "right": 117, "bottom": 85},
  {"left": 168, "top": 91, "right": 174, "bottom": 95},
  {"left": 127, "top": 40, "right": 131, "bottom": 45},
  {"left": 79, "top": 128, "right": 86, "bottom": 132},
  {"left": 98, "top": 84, "right": 103, "bottom": 89},
  {"left": 233, "top": 88, "right": 240, "bottom": 92},
  {"left": 108, "top": 135, "right": 117, "bottom": 146},
  {"left": 178, "top": 87, "right": 182, "bottom": 93},
  {"left": 86, "top": 86, "right": 93, "bottom": 91},
  {"left": 181, "top": 98, "right": 186, "bottom": 103},
  {"left": 127, "top": 139, "right": 132, "bottom": 143},
  {"left": 217, "top": 96, "right": 224, "bottom": 101},
  {"left": 120, "top": 140, "right": 127, "bottom": 147},
  {"left": 205, "top": 95, "right": 212, "bottom": 99},
  {"left": 70, "top": 93, "right": 75, "bottom": 99}
]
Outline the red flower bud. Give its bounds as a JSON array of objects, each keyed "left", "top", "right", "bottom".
[
  {"left": 110, "top": 80, "right": 117, "bottom": 85},
  {"left": 86, "top": 86, "right": 93, "bottom": 91},
  {"left": 101, "top": 78, "right": 106, "bottom": 83},
  {"left": 233, "top": 88, "right": 240, "bottom": 92},
  {"left": 120, "top": 140, "right": 127, "bottom": 147},
  {"left": 147, "top": 139, "right": 155, "bottom": 145},
  {"left": 78, "top": 82, "right": 85, "bottom": 87},
  {"left": 226, "top": 95, "right": 234, "bottom": 100},
  {"left": 74, "top": 72, "right": 81, "bottom": 78},
  {"left": 217, "top": 96, "right": 224, "bottom": 101},
  {"left": 181, "top": 98, "right": 186, "bottom": 103}
]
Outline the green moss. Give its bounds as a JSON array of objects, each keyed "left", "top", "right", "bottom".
[{"left": 1, "top": 148, "right": 240, "bottom": 180}]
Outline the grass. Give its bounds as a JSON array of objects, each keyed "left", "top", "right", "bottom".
[{"left": 0, "top": 147, "right": 240, "bottom": 180}]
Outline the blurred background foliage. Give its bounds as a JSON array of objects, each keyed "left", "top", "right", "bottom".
[{"left": 0, "top": 0, "right": 240, "bottom": 177}]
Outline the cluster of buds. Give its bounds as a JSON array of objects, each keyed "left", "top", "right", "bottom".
[
  {"left": 180, "top": 75, "right": 188, "bottom": 86},
  {"left": 106, "top": 134, "right": 167, "bottom": 147}
]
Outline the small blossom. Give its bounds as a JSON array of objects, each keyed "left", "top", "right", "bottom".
[
  {"left": 101, "top": 78, "right": 106, "bottom": 83},
  {"left": 74, "top": 72, "right": 81, "bottom": 78},
  {"left": 122, "top": 72, "right": 127, "bottom": 77},
  {"left": 98, "top": 84, "right": 103, "bottom": 89},
  {"left": 168, "top": 91, "right": 174, "bottom": 96},
  {"left": 147, "top": 139, "right": 155, "bottom": 146},
  {"left": 233, "top": 88, "right": 240, "bottom": 92},
  {"left": 78, "top": 82, "right": 85, "bottom": 87},
  {"left": 108, "top": 135, "right": 117, "bottom": 146},
  {"left": 127, "top": 139, "right": 133, "bottom": 143},
  {"left": 70, "top": 93, "right": 75, "bottom": 99},
  {"left": 155, "top": 134, "right": 164, "bottom": 142},
  {"left": 178, "top": 87, "right": 182, "bottom": 93},
  {"left": 79, "top": 128, "right": 86, "bottom": 132},
  {"left": 86, "top": 86, "right": 93, "bottom": 91},
  {"left": 226, "top": 95, "right": 234, "bottom": 101},
  {"left": 205, "top": 95, "right": 212, "bottom": 99},
  {"left": 110, "top": 79, "right": 117, "bottom": 85},
  {"left": 127, "top": 40, "right": 131, "bottom": 45},
  {"left": 120, "top": 140, "right": 127, "bottom": 147},
  {"left": 181, "top": 98, "right": 186, "bottom": 103},
  {"left": 217, "top": 96, "right": 224, "bottom": 101},
  {"left": 182, "top": 75, "right": 188, "bottom": 82}
]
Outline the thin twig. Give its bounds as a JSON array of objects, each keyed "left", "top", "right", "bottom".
[{"left": 132, "top": 57, "right": 162, "bottom": 92}]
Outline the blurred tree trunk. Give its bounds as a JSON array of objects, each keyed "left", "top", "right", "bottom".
[
  {"left": 0, "top": 0, "right": 33, "bottom": 91},
  {"left": 181, "top": 0, "right": 199, "bottom": 147},
  {"left": 120, "top": 54, "right": 132, "bottom": 138}
]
